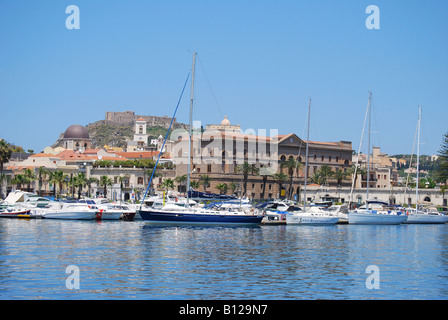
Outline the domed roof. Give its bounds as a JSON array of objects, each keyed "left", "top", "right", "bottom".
[
  {"left": 63, "top": 125, "right": 90, "bottom": 140},
  {"left": 221, "top": 115, "right": 231, "bottom": 126}
]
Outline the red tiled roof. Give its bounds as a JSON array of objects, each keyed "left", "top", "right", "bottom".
[{"left": 115, "top": 151, "right": 159, "bottom": 159}]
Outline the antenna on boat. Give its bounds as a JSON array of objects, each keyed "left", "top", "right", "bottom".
[
  {"left": 366, "top": 91, "right": 372, "bottom": 210},
  {"left": 348, "top": 92, "right": 371, "bottom": 209},
  {"left": 303, "top": 97, "right": 311, "bottom": 212},
  {"left": 138, "top": 71, "right": 191, "bottom": 211},
  {"left": 186, "top": 52, "right": 197, "bottom": 207}
]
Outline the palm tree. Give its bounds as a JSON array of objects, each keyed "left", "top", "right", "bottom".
[
  {"left": 199, "top": 174, "right": 211, "bottom": 192},
  {"left": 73, "top": 172, "right": 87, "bottom": 199},
  {"left": 190, "top": 180, "right": 200, "bottom": 189},
  {"left": 175, "top": 174, "right": 188, "bottom": 194},
  {"left": 86, "top": 177, "right": 98, "bottom": 198},
  {"left": 318, "top": 165, "right": 334, "bottom": 186},
  {"left": 50, "top": 171, "right": 66, "bottom": 199},
  {"left": 310, "top": 171, "right": 321, "bottom": 185},
  {"left": 161, "top": 178, "right": 175, "bottom": 192},
  {"left": 235, "top": 162, "right": 259, "bottom": 197},
  {"left": 229, "top": 182, "right": 238, "bottom": 196},
  {"left": 0, "top": 140, "right": 12, "bottom": 198},
  {"left": 12, "top": 174, "right": 25, "bottom": 190},
  {"left": 23, "top": 168, "right": 37, "bottom": 192},
  {"left": 118, "top": 175, "right": 130, "bottom": 201},
  {"left": 272, "top": 172, "right": 288, "bottom": 198},
  {"left": 0, "top": 140, "right": 12, "bottom": 177},
  {"left": 37, "top": 167, "right": 50, "bottom": 196},
  {"left": 334, "top": 168, "right": 348, "bottom": 185},
  {"left": 0, "top": 173, "right": 11, "bottom": 199},
  {"left": 216, "top": 183, "right": 228, "bottom": 195},
  {"left": 99, "top": 175, "right": 113, "bottom": 198},
  {"left": 281, "top": 157, "right": 302, "bottom": 200}
]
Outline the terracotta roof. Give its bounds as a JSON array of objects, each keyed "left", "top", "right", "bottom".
[
  {"left": 115, "top": 151, "right": 159, "bottom": 159},
  {"left": 29, "top": 153, "right": 57, "bottom": 158}
]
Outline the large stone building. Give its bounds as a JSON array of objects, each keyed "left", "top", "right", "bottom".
[{"left": 174, "top": 116, "right": 353, "bottom": 200}]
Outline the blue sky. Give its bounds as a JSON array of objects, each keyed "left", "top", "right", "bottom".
[{"left": 0, "top": 0, "right": 447, "bottom": 156}]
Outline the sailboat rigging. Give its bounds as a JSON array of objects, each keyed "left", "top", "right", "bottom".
[
  {"left": 138, "top": 52, "right": 264, "bottom": 225},
  {"left": 347, "top": 92, "right": 407, "bottom": 225}
]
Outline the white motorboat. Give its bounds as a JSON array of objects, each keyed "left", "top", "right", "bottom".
[
  {"left": 94, "top": 203, "right": 125, "bottom": 220},
  {"left": 36, "top": 202, "right": 98, "bottom": 220},
  {"left": 286, "top": 206, "right": 340, "bottom": 225}
]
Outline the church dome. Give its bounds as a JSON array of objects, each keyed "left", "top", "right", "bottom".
[
  {"left": 63, "top": 125, "right": 90, "bottom": 140},
  {"left": 221, "top": 115, "right": 231, "bottom": 126}
]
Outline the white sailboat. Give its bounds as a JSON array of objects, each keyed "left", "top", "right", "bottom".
[
  {"left": 404, "top": 106, "right": 448, "bottom": 224},
  {"left": 348, "top": 92, "right": 407, "bottom": 225},
  {"left": 138, "top": 52, "right": 263, "bottom": 225},
  {"left": 286, "top": 98, "right": 339, "bottom": 225}
]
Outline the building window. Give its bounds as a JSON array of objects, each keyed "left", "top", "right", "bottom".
[
  {"left": 329, "top": 156, "right": 332, "bottom": 162},
  {"left": 138, "top": 177, "right": 144, "bottom": 185},
  {"left": 207, "top": 164, "right": 211, "bottom": 173},
  {"left": 321, "top": 155, "right": 324, "bottom": 161}
]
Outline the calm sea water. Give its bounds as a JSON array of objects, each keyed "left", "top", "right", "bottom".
[{"left": 0, "top": 218, "right": 447, "bottom": 300}]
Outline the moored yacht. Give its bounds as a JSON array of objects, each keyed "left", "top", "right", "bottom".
[{"left": 36, "top": 202, "right": 98, "bottom": 220}]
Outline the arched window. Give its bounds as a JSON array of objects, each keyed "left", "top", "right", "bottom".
[{"left": 424, "top": 196, "right": 431, "bottom": 202}]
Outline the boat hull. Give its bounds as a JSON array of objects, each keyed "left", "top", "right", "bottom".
[
  {"left": 95, "top": 211, "right": 123, "bottom": 220},
  {"left": 403, "top": 214, "right": 448, "bottom": 224},
  {"left": 348, "top": 212, "right": 407, "bottom": 225},
  {"left": 43, "top": 211, "right": 97, "bottom": 220},
  {"left": 286, "top": 214, "right": 339, "bottom": 225},
  {"left": 138, "top": 209, "right": 263, "bottom": 225}
]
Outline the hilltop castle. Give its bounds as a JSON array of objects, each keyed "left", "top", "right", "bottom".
[{"left": 105, "top": 111, "right": 178, "bottom": 128}]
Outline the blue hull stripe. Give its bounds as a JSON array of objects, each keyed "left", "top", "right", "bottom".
[{"left": 138, "top": 210, "right": 263, "bottom": 225}]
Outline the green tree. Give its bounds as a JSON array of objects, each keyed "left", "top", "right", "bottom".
[
  {"left": 190, "top": 180, "right": 200, "bottom": 189},
  {"left": 235, "top": 162, "right": 259, "bottom": 197},
  {"left": 229, "top": 182, "right": 238, "bottom": 196},
  {"left": 334, "top": 168, "right": 348, "bottom": 185},
  {"left": 280, "top": 157, "right": 302, "bottom": 200},
  {"left": 216, "top": 183, "right": 228, "bottom": 195},
  {"left": 86, "top": 177, "right": 98, "bottom": 198},
  {"left": 37, "top": 167, "right": 50, "bottom": 196},
  {"left": 317, "top": 165, "right": 334, "bottom": 186},
  {"left": 73, "top": 172, "right": 87, "bottom": 199},
  {"left": 49, "top": 170, "right": 66, "bottom": 199},
  {"left": 0, "top": 140, "right": 13, "bottom": 177},
  {"left": 23, "top": 168, "right": 37, "bottom": 192},
  {"left": 161, "top": 178, "right": 175, "bottom": 192},
  {"left": 99, "top": 175, "right": 113, "bottom": 198},
  {"left": 199, "top": 174, "right": 211, "bottom": 192},
  {"left": 175, "top": 174, "right": 187, "bottom": 194},
  {"left": 272, "top": 172, "right": 288, "bottom": 198}
]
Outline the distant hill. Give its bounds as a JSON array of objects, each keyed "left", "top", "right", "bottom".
[{"left": 52, "top": 118, "right": 187, "bottom": 149}]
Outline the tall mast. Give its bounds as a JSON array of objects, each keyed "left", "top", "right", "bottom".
[
  {"left": 303, "top": 98, "right": 311, "bottom": 211},
  {"left": 186, "top": 52, "right": 196, "bottom": 205},
  {"left": 366, "top": 91, "right": 372, "bottom": 210},
  {"left": 416, "top": 105, "right": 421, "bottom": 209}
]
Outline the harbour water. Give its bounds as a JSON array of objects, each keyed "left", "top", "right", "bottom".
[{"left": 0, "top": 218, "right": 447, "bottom": 300}]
